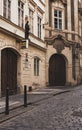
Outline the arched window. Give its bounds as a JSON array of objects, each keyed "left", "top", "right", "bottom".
[{"left": 34, "top": 57, "right": 40, "bottom": 76}]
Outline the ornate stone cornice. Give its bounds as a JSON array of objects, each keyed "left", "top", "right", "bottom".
[
  {"left": 45, "top": 34, "right": 71, "bottom": 46},
  {"left": 51, "top": 0, "right": 67, "bottom": 5},
  {"left": 45, "top": 34, "right": 72, "bottom": 53}
]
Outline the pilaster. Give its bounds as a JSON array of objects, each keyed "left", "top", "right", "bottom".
[
  {"left": 74, "top": 0, "right": 79, "bottom": 41},
  {"left": 67, "top": 0, "right": 71, "bottom": 40},
  {"left": 0, "top": 50, "right": 1, "bottom": 97}
]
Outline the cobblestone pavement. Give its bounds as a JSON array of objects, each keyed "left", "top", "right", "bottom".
[
  {"left": 0, "top": 86, "right": 82, "bottom": 130},
  {"left": 0, "top": 88, "right": 70, "bottom": 113}
]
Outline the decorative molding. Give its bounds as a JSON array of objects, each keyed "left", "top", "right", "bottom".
[
  {"left": 37, "top": 6, "right": 45, "bottom": 14},
  {"left": 53, "top": 0, "right": 67, "bottom": 4},
  {"left": 29, "top": 0, "right": 37, "bottom": 7},
  {"left": 0, "top": 15, "right": 24, "bottom": 31},
  {"left": 45, "top": 34, "right": 72, "bottom": 53},
  {"left": 0, "top": 27, "right": 25, "bottom": 41},
  {"left": 39, "top": 0, "right": 45, "bottom": 6},
  {"left": 29, "top": 40, "right": 46, "bottom": 52},
  {"left": 53, "top": 35, "right": 65, "bottom": 53},
  {"left": 20, "top": 0, "right": 26, "bottom": 4}
]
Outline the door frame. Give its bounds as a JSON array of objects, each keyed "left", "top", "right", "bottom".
[
  {"left": 0, "top": 47, "right": 21, "bottom": 97},
  {"left": 49, "top": 53, "right": 67, "bottom": 86}
]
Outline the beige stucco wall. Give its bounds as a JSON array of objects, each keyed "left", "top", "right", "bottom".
[
  {"left": 0, "top": 33, "right": 46, "bottom": 96},
  {"left": 0, "top": 33, "right": 21, "bottom": 96},
  {"left": 20, "top": 44, "right": 46, "bottom": 91}
]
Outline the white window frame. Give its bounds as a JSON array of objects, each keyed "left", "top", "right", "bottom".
[
  {"left": 37, "top": 16, "right": 42, "bottom": 38},
  {"left": 18, "top": 0, "right": 24, "bottom": 28},
  {"left": 3, "top": 0, "right": 11, "bottom": 20},
  {"left": 54, "top": 10, "right": 62, "bottom": 30}
]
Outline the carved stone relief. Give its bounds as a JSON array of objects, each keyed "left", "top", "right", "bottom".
[{"left": 53, "top": 39, "right": 65, "bottom": 53}]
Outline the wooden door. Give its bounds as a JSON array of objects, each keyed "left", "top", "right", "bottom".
[
  {"left": 1, "top": 48, "right": 17, "bottom": 96},
  {"left": 49, "top": 54, "right": 66, "bottom": 86}
]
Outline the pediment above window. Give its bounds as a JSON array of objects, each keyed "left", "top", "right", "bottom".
[{"left": 51, "top": 0, "right": 67, "bottom": 5}]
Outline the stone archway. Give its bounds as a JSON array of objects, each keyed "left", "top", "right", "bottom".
[
  {"left": 1, "top": 48, "right": 19, "bottom": 96},
  {"left": 49, "top": 54, "right": 66, "bottom": 86}
]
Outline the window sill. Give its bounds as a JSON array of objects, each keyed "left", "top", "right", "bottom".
[{"left": 54, "top": 29, "right": 63, "bottom": 31}]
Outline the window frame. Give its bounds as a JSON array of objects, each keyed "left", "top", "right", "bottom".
[
  {"left": 37, "top": 16, "right": 42, "bottom": 38},
  {"left": 34, "top": 57, "right": 40, "bottom": 76},
  {"left": 54, "top": 10, "right": 62, "bottom": 30},
  {"left": 3, "top": 0, "right": 11, "bottom": 20},
  {"left": 18, "top": 0, "right": 24, "bottom": 28}
]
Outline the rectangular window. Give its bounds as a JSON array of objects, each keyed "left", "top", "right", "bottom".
[
  {"left": 3, "top": 0, "right": 11, "bottom": 20},
  {"left": 29, "top": 9, "right": 33, "bottom": 33},
  {"left": 18, "top": 0, "right": 24, "bottom": 28},
  {"left": 34, "top": 58, "right": 39, "bottom": 76},
  {"left": 37, "top": 16, "right": 42, "bottom": 38},
  {"left": 54, "top": 10, "right": 62, "bottom": 30}
]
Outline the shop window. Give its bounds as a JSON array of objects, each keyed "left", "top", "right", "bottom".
[{"left": 3, "top": 0, "right": 11, "bottom": 20}]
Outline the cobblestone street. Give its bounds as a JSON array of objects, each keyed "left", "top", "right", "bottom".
[{"left": 0, "top": 86, "right": 82, "bottom": 130}]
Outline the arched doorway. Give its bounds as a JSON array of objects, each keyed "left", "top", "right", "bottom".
[
  {"left": 1, "top": 48, "right": 18, "bottom": 96},
  {"left": 49, "top": 54, "right": 66, "bottom": 86}
]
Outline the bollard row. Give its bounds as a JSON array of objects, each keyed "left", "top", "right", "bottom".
[{"left": 5, "top": 85, "right": 28, "bottom": 115}]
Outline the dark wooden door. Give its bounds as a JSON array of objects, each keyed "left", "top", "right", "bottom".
[
  {"left": 49, "top": 54, "right": 66, "bottom": 86},
  {"left": 1, "top": 48, "right": 17, "bottom": 96}
]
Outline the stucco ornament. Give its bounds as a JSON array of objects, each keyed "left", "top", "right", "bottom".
[
  {"left": 45, "top": 34, "right": 72, "bottom": 53},
  {"left": 53, "top": 35, "right": 64, "bottom": 53},
  {"left": 53, "top": 0, "right": 67, "bottom": 4}
]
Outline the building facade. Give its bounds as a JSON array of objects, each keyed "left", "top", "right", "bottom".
[
  {"left": 0, "top": 0, "right": 82, "bottom": 97},
  {"left": 45, "top": 0, "right": 82, "bottom": 86},
  {"left": 0, "top": 0, "right": 46, "bottom": 96}
]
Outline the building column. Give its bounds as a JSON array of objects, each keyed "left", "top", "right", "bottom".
[
  {"left": 45, "top": 63, "right": 49, "bottom": 86},
  {"left": 67, "top": 63, "right": 74, "bottom": 85},
  {"left": 0, "top": 50, "right": 1, "bottom": 97},
  {"left": 45, "top": 0, "right": 50, "bottom": 37},
  {"left": 74, "top": 0, "right": 79, "bottom": 41},
  {"left": 67, "top": 0, "right": 71, "bottom": 40}
]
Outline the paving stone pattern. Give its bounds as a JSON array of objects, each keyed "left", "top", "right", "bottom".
[{"left": 0, "top": 87, "right": 82, "bottom": 129}]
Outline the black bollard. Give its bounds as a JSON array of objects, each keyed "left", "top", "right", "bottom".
[
  {"left": 5, "top": 88, "right": 9, "bottom": 115},
  {"left": 24, "top": 85, "right": 27, "bottom": 107}
]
